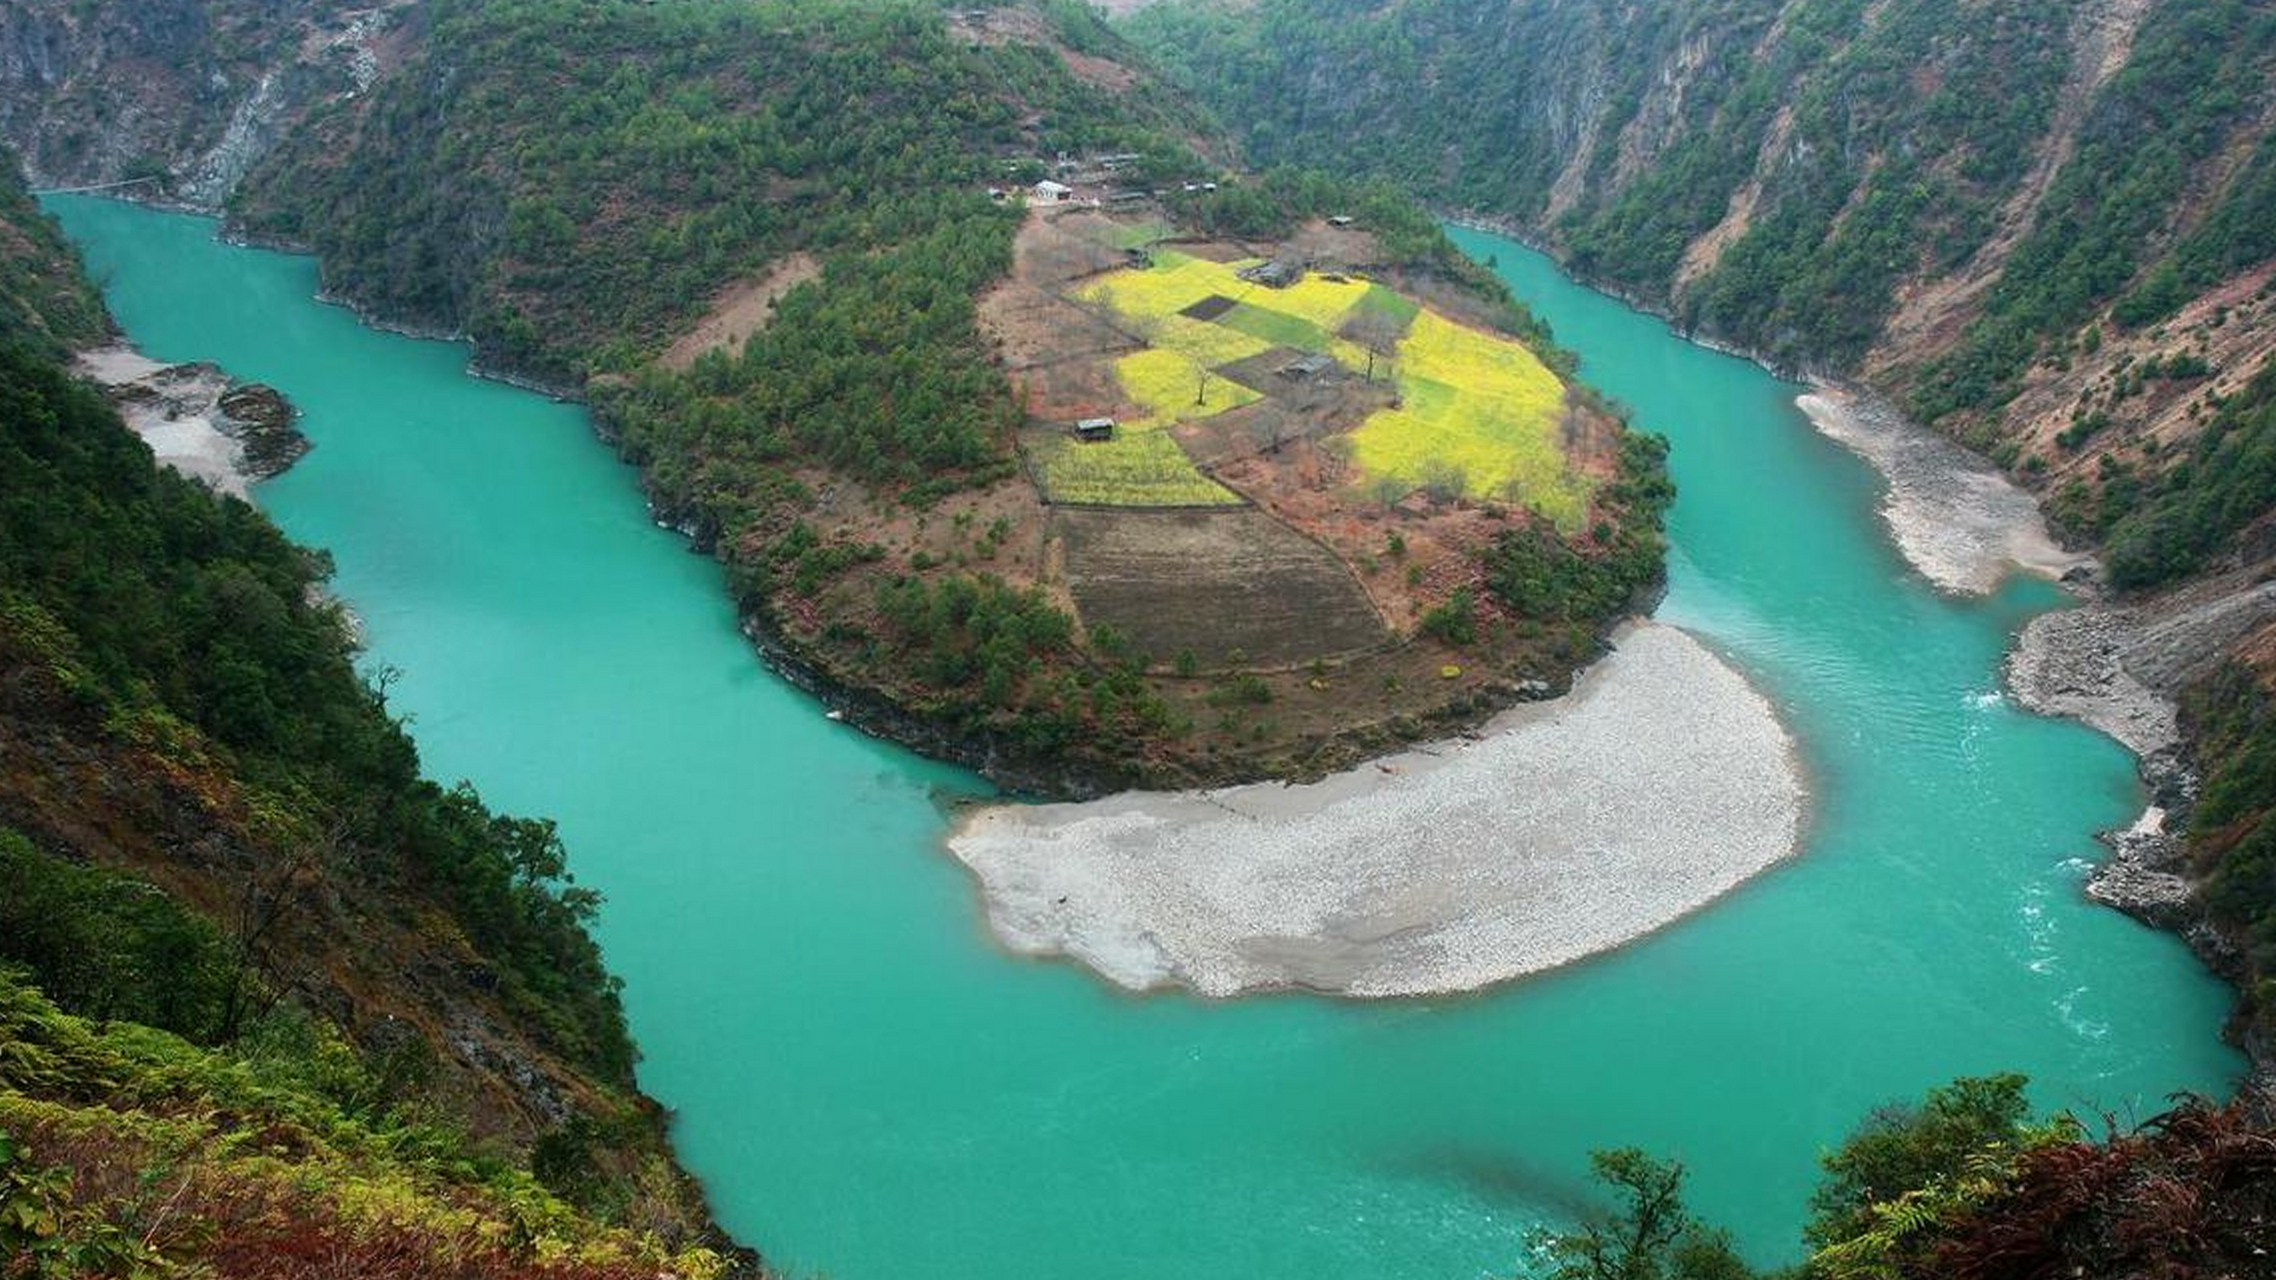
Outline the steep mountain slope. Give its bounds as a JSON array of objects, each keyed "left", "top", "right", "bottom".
[
  {"left": 1130, "top": 0, "right": 2276, "bottom": 485},
  {"left": 226, "top": 0, "right": 1224, "bottom": 385},
  {"left": 0, "top": 161, "right": 742, "bottom": 1277},
  {"left": 0, "top": 152, "right": 104, "bottom": 356},
  {"left": 0, "top": 0, "right": 400, "bottom": 205}
]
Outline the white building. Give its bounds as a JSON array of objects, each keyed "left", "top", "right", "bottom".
[{"left": 1033, "top": 179, "right": 1074, "bottom": 203}]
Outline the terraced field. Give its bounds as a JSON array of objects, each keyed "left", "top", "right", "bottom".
[
  {"left": 1069, "top": 249, "right": 1587, "bottom": 524},
  {"left": 984, "top": 209, "right": 1613, "bottom": 680}
]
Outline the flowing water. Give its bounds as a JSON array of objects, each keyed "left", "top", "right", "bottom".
[{"left": 49, "top": 197, "right": 2244, "bottom": 1278}]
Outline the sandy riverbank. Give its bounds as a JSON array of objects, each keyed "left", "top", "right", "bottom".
[
  {"left": 945, "top": 621, "right": 1804, "bottom": 998},
  {"left": 1797, "top": 389, "right": 2089, "bottom": 596}
]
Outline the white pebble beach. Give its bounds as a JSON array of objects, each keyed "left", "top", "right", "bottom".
[{"left": 945, "top": 621, "right": 1805, "bottom": 998}]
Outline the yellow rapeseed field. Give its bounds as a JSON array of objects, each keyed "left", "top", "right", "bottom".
[
  {"left": 1151, "top": 314, "right": 1273, "bottom": 368},
  {"left": 1064, "top": 254, "right": 1582, "bottom": 520},
  {"left": 1350, "top": 311, "right": 1588, "bottom": 528},
  {"left": 1221, "top": 260, "right": 1372, "bottom": 329},
  {"left": 1115, "top": 348, "right": 1262, "bottom": 425},
  {"left": 1034, "top": 428, "right": 1242, "bottom": 507},
  {"left": 1079, "top": 252, "right": 1226, "bottom": 321}
]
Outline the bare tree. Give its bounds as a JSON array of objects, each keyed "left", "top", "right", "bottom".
[{"left": 216, "top": 822, "right": 344, "bottom": 1041}]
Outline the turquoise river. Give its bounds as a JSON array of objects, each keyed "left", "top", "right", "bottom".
[{"left": 50, "top": 197, "right": 2245, "bottom": 1278}]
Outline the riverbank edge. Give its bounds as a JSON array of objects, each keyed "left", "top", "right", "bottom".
[
  {"left": 1446, "top": 209, "right": 2268, "bottom": 1084},
  {"left": 73, "top": 343, "right": 310, "bottom": 496},
  {"left": 192, "top": 195, "right": 2260, "bottom": 1065},
  {"left": 599, "top": 405, "right": 1635, "bottom": 801}
]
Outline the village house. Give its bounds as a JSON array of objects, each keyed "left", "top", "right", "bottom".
[
  {"left": 1239, "top": 259, "right": 1302, "bottom": 288},
  {"left": 1072, "top": 417, "right": 1116, "bottom": 442},
  {"left": 1033, "top": 179, "right": 1074, "bottom": 203},
  {"left": 1278, "top": 354, "right": 1336, "bottom": 381}
]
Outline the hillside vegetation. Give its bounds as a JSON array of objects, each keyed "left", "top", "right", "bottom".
[
  {"left": 233, "top": 0, "right": 1217, "bottom": 385},
  {"left": 1128, "top": 0, "right": 2276, "bottom": 553},
  {"left": 0, "top": 170, "right": 736, "bottom": 1277},
  {"left": 1541, "top": 1073, "right": 2272, "bottom": 1280},
  {"left": 0, "top": 157, "right": 105, "bottom": 359}
]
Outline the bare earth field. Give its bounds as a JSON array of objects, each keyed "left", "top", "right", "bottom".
[{"left": 1054, "top": 507, "right": 1386, "bottom": 668}]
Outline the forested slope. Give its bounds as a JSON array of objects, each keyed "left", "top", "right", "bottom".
[
  {"left": 0, "top": 156, "right": 104, "bottom": 358},
  {"left": 0, "top": 162, "right": 741, "bottom": 1278},
  {"left": 228, "top": 0, "right": 1218, "bottom": 385},
  {"left": 1129, "top": 0, "right": 2276, "bottom": 508}
]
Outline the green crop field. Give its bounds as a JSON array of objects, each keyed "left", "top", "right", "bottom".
[
  {"left": 1345, "top": 283, "right": 1420, "bottom": 336},
  {"left": 1218, "top": 302, "right": 1329, "bottom": 352}
]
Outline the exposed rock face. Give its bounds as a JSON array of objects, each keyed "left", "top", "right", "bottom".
[
  {"left": 217, "top": 381, "right": 309, "bottom": 477},
  {"left": 0, "top": 0, "right": 405, "bottom": 209},
  {"left": 2012, "top": 567, "right": 2276, "bottom": 758},
  {"left": 2087, "top": 805, "right": 2199, "bottom": 932}
]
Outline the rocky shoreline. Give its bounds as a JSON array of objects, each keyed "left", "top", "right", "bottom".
[
  {"left": 2006, "top": 567, "right": 2276, "bottom": 1083},
  {"left": 1789, "top": 370, "right": 2276, "bottom": 1081},
  {"left": 75, "top": 345, "right": 308, "bottom": 496},
  {"left": 1448, "top": 210, "right": 2272, "bottom": 1079}
]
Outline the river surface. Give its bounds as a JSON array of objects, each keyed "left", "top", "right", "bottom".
[{"left": 50, "top": 196, "right": 2243, "bottom": 1278}]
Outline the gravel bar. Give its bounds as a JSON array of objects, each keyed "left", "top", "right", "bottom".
[{"left": 945, "top": 622, "right": 1805, "bottom": 998}]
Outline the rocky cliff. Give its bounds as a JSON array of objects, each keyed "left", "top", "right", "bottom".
[{"left": 0, "top": 0, "right": 406, "bottom": 206}]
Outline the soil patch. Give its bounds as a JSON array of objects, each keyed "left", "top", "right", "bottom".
[
  {"left": 1055, "top": 507, "right": 1387, "bottom": 667},
  {"left": 659, "top": 252, "right": 819, "bottom": 371},
  {"left": 1180, "top": 294, "right": 1237, "bottom": 322}
]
